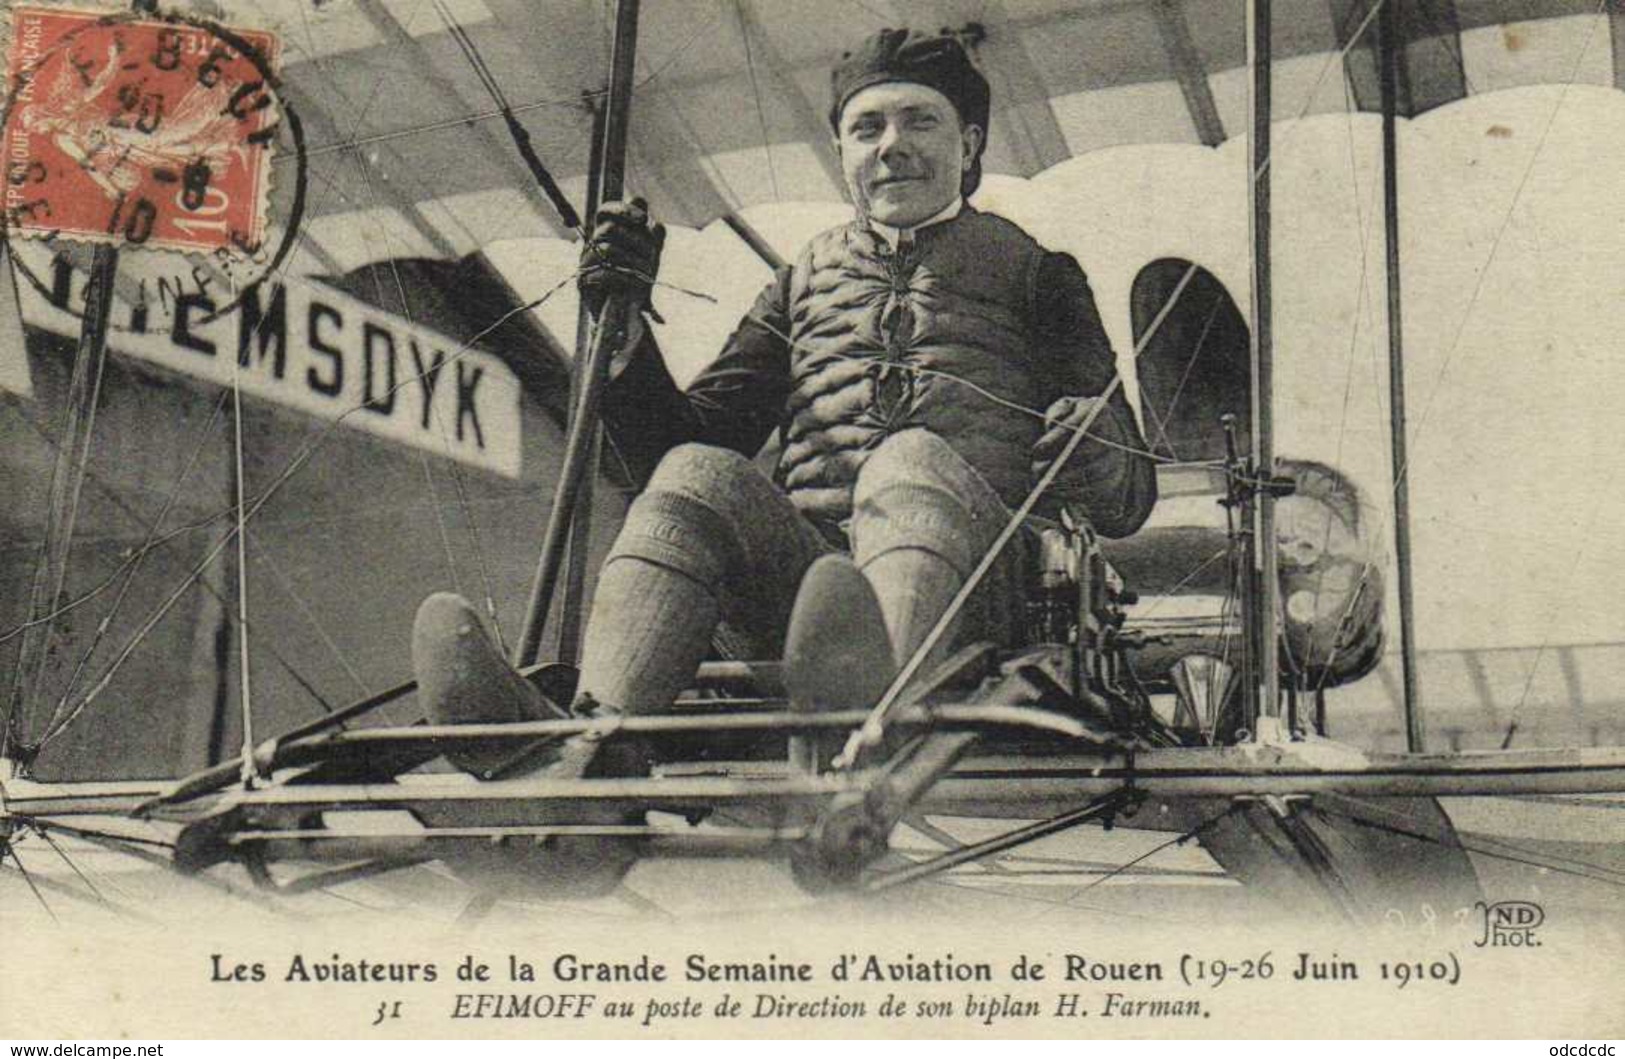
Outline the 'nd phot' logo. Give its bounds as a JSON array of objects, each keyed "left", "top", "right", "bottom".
[{"left": 1474, "top": 900, "right": 1544, "bottom": 948}]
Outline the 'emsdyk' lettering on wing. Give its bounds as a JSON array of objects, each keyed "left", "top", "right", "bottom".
[{"left": 15, "top": 249, "right": 523, "bottom": 477}]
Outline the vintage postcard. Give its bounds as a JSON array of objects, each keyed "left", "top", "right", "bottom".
[{"left": 2, "top": 0, "right": 1622, "bottom": 1041}]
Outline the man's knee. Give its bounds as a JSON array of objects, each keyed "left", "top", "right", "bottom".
[
  {"left": 609, "top": 445, "right": 765, "bottom": 589},
  {"left": 854, "top": 429, "right": 968, "bottom": 498},
  {"left": 851, "top": 431, "right": 989, "bottom": 573},
  {"left": 645, "top": 442, "right": 761, "bottom": 502}
]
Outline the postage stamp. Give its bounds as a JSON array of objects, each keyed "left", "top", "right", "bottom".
[{"left": 2, "top": 6, "right": 282, "bottom": 256}]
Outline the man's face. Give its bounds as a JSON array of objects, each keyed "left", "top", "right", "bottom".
[{"left": 836, "top": 82, "right": 981, "bottom": 228}]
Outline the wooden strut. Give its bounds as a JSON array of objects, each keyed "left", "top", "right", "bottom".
[
  {"left": 864, "top": 787, "right": 1140, "bottom": 893},
  {"left": 130, "top": 657, "right": 777, "bottom": 815},
  {"left": 515, "top": 0, "right": 642, "bottom": 668},
  {"left": 1246, "top": 0, "right": 1283, "bottom": 735},
  {"left": 12, "top": 744, "right": 1625, "bottom": 828},
  {"left": 554, "top": 93, "right": 611, "bottom": 666},
  {"left": 5, "top": 244, "right": 118, "bottom": 764},
  {"left": 1380, "top": 0, "right": 1425, "bottom": 752}
]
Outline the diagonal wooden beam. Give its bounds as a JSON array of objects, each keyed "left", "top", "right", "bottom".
[
  {"left": 1332, "top": 0, "right": 1468, "bottom": 118},
  {"left": 1153, "top": 0, "right": 1227, "bottom": 146},
  {"left": 952, "top": 0, "right": 1072, "bottom": 174}
]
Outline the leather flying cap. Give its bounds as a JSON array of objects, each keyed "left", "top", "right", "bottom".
[{"left": 829, "top": 28, "right": 991, "bottom": 195}]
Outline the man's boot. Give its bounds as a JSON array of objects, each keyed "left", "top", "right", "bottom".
[
  {"left": 412, "top": 592, "right": 566, "bottom": 778},
  {"left": 411, "top": 592, "right": 640, "bottom": 898},
  {"left": 783, "top": 554, "right": 896, "bottom": 714}
]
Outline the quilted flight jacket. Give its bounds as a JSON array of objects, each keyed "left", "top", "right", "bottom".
[{"left": 602, "top": 207, "right": 1157, "bottom": 539}]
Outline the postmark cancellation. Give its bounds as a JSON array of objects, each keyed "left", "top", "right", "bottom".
[{"left": 2, "top": 5, "right": 282, "bottom": 258}]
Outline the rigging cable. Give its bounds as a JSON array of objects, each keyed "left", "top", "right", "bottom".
[
  {"left": 1500, "top": 464, "right": 1621, "bottom": 748},
  {"left": 736, "top": 0, "right": 781, "bottom": 202},
  {"left": 306, "top": 3, "right": 483, "bottom": 632},
  {"left": 1401, "top": 3, "right": 1607, "bottom": 501},
  {"left": 1319, "top": 792, "right": 1625, "bottom": 880},
  {"left": 1, "top": 837, "right": 58, "bottom": 923},
  {"left": 3, "top": 246, "right": 115, "bottom": 759},
  {"left": 1318, "top": 802, "right": 1625, "bottom": 890},
  {"left": 1323, "top": 2, "right": 1612, "bottom": 742},
  {"left": 30, "top": 0, "right": 560, "bottom": 747},
  {"left": 36, "top": 827, "right": 111, "bottom": 908},
  {"left": 44, "top": 390, "right": 233, "bottom": 731},
  {"left": 254, "top": 547, "right": 373, "bottom": 698},
  {"left": 1065, "top": 801, "right": 1242, "bottom": 900},
  {"left": 349, "top": 160, "right": 490, "bottom": 642},
  {"left": 431, "top": 0, "right": 583, "bottom": 236},
  {"left": 1139, "top": 290, "right": 1227, "bottom": 462},
  {"left": 1293, "top": 69, "right": 1387, "bottom": 694},
  {"left": 230, "top": 276, "right": 257, "bottom": 786},
  {"left": 41, "top": 276, "right": 580, "bottom": 746},
  {"left": 325, "top": 0, "right": 510, "bottom": 643},
  {"left": 19, "top": 0, "right": 441, "bottom": 750}
]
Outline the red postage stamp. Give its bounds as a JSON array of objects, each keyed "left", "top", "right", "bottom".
[{"left": 2, "top": 6, "right": 281, "bottom": 255}]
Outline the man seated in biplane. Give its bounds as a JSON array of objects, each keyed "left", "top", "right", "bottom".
[{"left": 413, "top": 27, "right": 1157, "bottom": 780}]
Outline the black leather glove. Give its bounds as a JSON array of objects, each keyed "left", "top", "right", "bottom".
[{"left": 579, "top": 197, "right": 666, "bottom": 320}]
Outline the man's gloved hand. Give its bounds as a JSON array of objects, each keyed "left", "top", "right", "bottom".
[
  {"left": 579, "top": 197, "right": 666, "bottom": 321},
  {"left": 1032, "top": 395, "right": 1110, "bottom": 483}
]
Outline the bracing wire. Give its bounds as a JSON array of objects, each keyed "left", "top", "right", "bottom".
[
  {"left": 37, "top": 275, "right": 579, "bottom": 749},
  {"left": 1, "top": 403, "right": 339, "bottom": 748},
  {"left": 4, "top": 260, "right": 113, "bottom": 755},
  {"left": 1319, "top": 802, "right": 1625, "bottom": 891},
  {"left": 252, "top": 546, "right": 371, "bottom": 696},
  {"left": 1501, "top": 460, "right": 1623, "bottom": 748},
  {"left": 1402, "top": 1, "right": 1607, "bottom": 479},
  {"left": 1318, "top": 793, "right": 1625, "bottom": 880},
  {"left": 1306, "top": 0, "right": 1611, "bottom": 718},
  {"left": 45, "top": 390, "right": 233, "bottom": 726},
  {"left": 348, "top": 160, "right": 478, "bottom": 627},
  {"left": 1140, "top": 290, "right": 1226, "bottom": 462},
  {"left": 1064, "top": 802, "right": 1241, "bottom": 901},
  {"left": 736, "top": 0, "right": 781, "bottom": 203},
  {"left": 1293, "top": 71, "right": 1386, "bottom": 685},
  {"left": 37, "top": 827, "right": 110, "bottom": 907},
  {"left": 18, "top": 0, "right": 527, "bottom": 751},
  {"left": 2, "top": 839, "right": 58, "bottom": 923},
  {"left": 1129, "top": 546, "right": 1231, "bottom": 622},
  {"left": 0, "top": 508, "right": 233, "bottom": 647}
]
